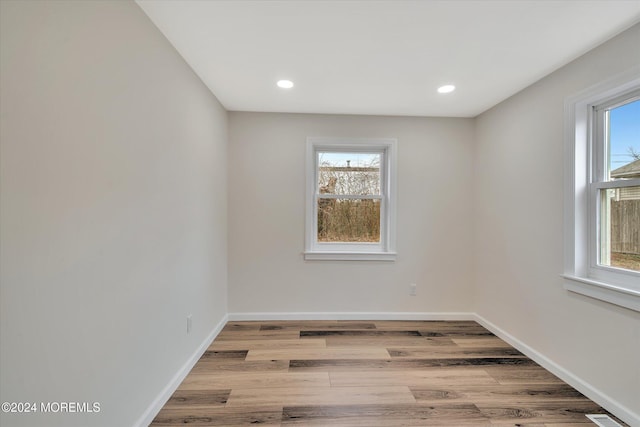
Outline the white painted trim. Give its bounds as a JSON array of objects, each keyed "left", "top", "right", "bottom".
[
  {"left": 474, "top": 314, "right": 640, "bottom": 427},
  {"left": 228, "top": 312, "right": 475, "bottom": 321},
  {"left": 305, "top": 137, "right": 398, "bottom": 260},
  {"left": 303, "top": 251, "right": 397, "bottom": 261},
  {"left": 133, "top": 314, "right": 228, "bottom": 427},
  {"left": 563, "top": 274, "right": 640, "bottom": 312}
]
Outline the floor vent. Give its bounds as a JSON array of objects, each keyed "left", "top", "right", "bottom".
[{"left": 586, "top": 414, "right": 623, "bottom": 427}]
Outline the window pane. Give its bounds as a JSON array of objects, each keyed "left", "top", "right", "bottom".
[
  {"left": 600, "top": 186, "right": 640, "bottom": 272},
  {"left": 317, "top": 198, "right": 380, "bottom": 243},
  {"left": 318, "top": 152, "right": 381, "bottom": 195},
  {"left": 609, "top": 99, "right": 640, "bottom": 181}
]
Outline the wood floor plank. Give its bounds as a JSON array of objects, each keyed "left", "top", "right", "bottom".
[
  {"left": 419, "top": 329, "right": 495, "bottom": 338},
  {"left": 225, "top": 385, "right": 416, "bottom": 407},
  {"left": 301, "top": 330, "right": 421, "bottom": 337},
  {"left": 329, "top": 368, "right": 499, "bottom": 387},
  {"left": 215, "top": 322, "right": 301, "bottom": 340},
  {"left": 199, "top": 349, "right": 248, "bottom": 359},
  {"left": 476, "top": 401, "right": 607, "bottom": 424},
  {"left": 373, "top": 320, "right": 480, "bottom": 329},
  {"left": 178, "top": 371, "right": 330, "bottom": 390},
  {"left": 376, "top": 321, "right": 495, "bottom": 337},
  {"left": 161, "top": 389, "right": 231, "bottom": 408},
  {"left": 484, "top": 366, "right": 564, "bottom": 385},
  {"left": 542, "top": 423, "right": 608, "bottom": 427},
  {"left": 452, "top": 337, "right": 513, "bottom": 348},
  {"left": 489, "top": 424, "right": 592, "bottom": 427},
  {"left": 246, "top": 346, "right": 391, "bottom": 361},
  {"left": 221, "top": 322, "right": 262, "bottom": 331},
  {"left": 420, "top": 336, "right": 459, "bottom": 346},
  {"left": 215, "top": 330, "right": 300, "bottom": 340},
  {"left": 189, "top": 359, "right": 289, "bottom": 373},
  {"left": 209, "top": 338, "right": 326, "bottom": 351},
  {"left": 261, "top": 321, "right": 377, "bottom": 330},
  {"left": 325, "top": 336, "right": 450, "bottom": 347},
  {"left": 410, "top": 383, "right": 587, "bottom": 404},
  {"left": 289, "top": 357, "right": 537, "bottom": 371},
  {"left": 387, "top": 346, "right": 525, "bottom": 359},
  {"left": 281, "top": 403, "right": 490, "bottom": 426},
  {"left": 150, "top": 406, "right": 283, "bottom": 426}
]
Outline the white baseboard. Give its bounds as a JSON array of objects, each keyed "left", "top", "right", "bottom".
[
  {"left": 473, "top": 313, "right": 640, "bottom": 427},
  {"left": 227, "top": 311, "right": 475, "bottom": 321},
  {"left": 133, "top": 314, "right": 228, "bottom": 427}
]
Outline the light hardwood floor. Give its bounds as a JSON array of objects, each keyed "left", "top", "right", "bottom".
[{"left": 150, "top": 320, "right": 625, "bottom": 426}]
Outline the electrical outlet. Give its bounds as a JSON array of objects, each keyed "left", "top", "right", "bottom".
[
  {"left": 187, "top": 315, "right": 192, "bottom": 334},
  {"left": 409, "top": 283, "right": 417, "bottom": 296}
]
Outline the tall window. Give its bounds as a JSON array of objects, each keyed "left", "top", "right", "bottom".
[
  {"left": 305, "top": 138, "right": 397, "bottom": 261},
  {"left": 564, "top": 70, "right": 640, "bottom": 312},
  {"left": 592, "top": 95, "right": 640, "bottom": 274}
]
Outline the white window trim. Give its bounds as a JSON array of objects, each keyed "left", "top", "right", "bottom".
[
  {"left": 563, "top": 66, "right": 640, "bottom": 312},
  {"left": 304, "top": 137, "right": 397, "bottom": 261}
]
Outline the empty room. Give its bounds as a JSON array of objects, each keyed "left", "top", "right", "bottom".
[{"left": 1, "top": 1, "right": 639, "bottom": 426}]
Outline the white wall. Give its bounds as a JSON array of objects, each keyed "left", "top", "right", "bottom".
[
  {"left": 0, "top": 1, "right": 227, "bottom": 426},
  {"left": 228, "top": 112, "right": 475, "bottom": 316},
  {"left": 474, "top": 23, "right": 640, "bottom": 423}
]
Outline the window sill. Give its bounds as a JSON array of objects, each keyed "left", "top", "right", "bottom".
[
  {"left": 304, "top": 251, "right": 397, "bottom": 261},
  {"left": 562, "top": 274, "right": 640, "bottom": 312}
]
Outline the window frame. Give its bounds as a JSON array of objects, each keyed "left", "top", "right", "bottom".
[
  {"left": 563, "top": 67, "right": 640, "bottom": 312},
  {"left": 305, "top": 137, "right": 397, "bottom": 261},
  {"left": 590, "top": 92, "right": 640, "bottom": 282}
]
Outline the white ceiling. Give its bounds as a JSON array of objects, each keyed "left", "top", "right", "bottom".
[{"left": 136, "top": 0, "right": 640, "bottom": 118}]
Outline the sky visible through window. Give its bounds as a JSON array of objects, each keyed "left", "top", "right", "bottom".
[
  {"left": 610, "top": 99, "right": 640, "bottom": 170},
  {"left": 319, "top": 152, "right": 380, "bottom": 168}
]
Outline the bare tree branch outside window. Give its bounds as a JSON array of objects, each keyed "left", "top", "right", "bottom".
[{"left": 317, "top": 153, "right": 381, "bottom": 242}]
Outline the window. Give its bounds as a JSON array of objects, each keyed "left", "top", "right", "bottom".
[
  {"left": 592, "top": 95, "right": 640, "bottom": 274},
  {"left": 564, "top": 68, "right": 640, "bottom": 312},
  {"left": 305, "top": 137, "right": 397, "bottom": 261}
]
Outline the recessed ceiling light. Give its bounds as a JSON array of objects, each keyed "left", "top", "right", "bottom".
[
  {"left": 277, "top": 79, "right": 294, "bottom": 89},
  {"left": 437, "top": 84, "right": 456, "bottom": 94}
]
